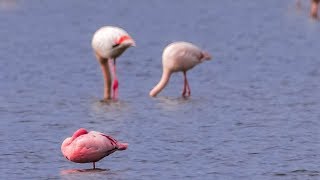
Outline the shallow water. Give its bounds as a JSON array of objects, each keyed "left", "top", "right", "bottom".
[{"left": 0, "top": 0, "right": 319, "bottom": 179}]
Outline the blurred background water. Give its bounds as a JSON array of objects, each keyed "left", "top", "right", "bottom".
[{"left": 0, "top": 0, "right": 319, "bottom": 179}]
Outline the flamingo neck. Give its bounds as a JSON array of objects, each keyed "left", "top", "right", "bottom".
[
  {"left": 72, "top": 128, "right": 88, "bottom": 140},
  {"left": 149, "top": 69, "right": 171, "bottom": 97}
]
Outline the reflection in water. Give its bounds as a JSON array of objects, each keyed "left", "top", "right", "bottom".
[
  {"left": 154, "top": 96, "right": 209, "bottom": 112},
  {"left": 154, "top": 96, "right": 191, "bottom": 111},
  {"left": 157, "top": 96, "right": 191, "bottom": 104},
  {"left": 60, "top": 168, "right": 128, "bottom": 180},
  {"left": 60, "top": 168, "right": 109, "bottom": 175},
  {"left": 91, "top": 98, "right": 131, "bottom": 113}
]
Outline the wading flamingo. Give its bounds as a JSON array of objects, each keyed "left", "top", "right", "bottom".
[
  {"left": 311, "top": 0, "right": 320, "bottom": 18},
  {"left": 92, "top": 26, "right": 135, "bottom": 101},
  {"left": 149, "top": 42, "right": 212, "bottom": 97},
  {"left": 61, "top": 128, "right": 128, "bottom": 169}
]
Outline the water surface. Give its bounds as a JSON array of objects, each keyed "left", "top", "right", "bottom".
[{"left": 0, "top": 0, "right": 319, "bottom": 179}]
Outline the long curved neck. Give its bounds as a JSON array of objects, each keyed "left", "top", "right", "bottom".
[
  {"left": 72, "top": 128, "right": 88, "bottom": 139},
  {"left": 149, "top": 69, "right": 171, "bottom": 97}
]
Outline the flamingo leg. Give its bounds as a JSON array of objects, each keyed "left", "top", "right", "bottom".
[
  {"left": 186, "top": 79, "right": 191, "bottom": 97},
  {"left": 98, "top": 55, "right": 112, "bottom": 100},
  {"left": 182, "top": 72, "right": 186, "bottom": 96},
  {"left": 182, "top": 71, "right": 191, "bottom": 97},
  {"left": 109, "top": 58, "right": 119, "bottom": 100},
  {"left": 93, "top": 162, "right": 96, "bottom": 169}
]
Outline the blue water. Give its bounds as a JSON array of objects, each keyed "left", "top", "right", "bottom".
[{"left": 0, "top": 0, "right": 319, "bottom": 179}]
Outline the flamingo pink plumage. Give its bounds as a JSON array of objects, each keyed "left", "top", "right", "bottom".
[
  {"left": 92, "top": 26, "right": 135, "bottom": 101},
  {"left": 149, "top": 42, "right": 212, "bottom": 97},
  {"left": 61, "top": 128, "right": 128, "bottom": 169}
]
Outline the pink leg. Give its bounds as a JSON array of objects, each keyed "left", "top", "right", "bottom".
[
  {"left": 186, "top": 79, "right": 191, "bottom": 97},
  {"left": 182, "top": 71, "right": 191, "bottom": 97},
  {"left": 109, "top": 59, "right": 119, "bottom": 99},
  {"left": 182, "top": 72, "right": 186, "bottom": 96}
]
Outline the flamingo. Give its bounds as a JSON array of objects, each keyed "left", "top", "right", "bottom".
[
  {"left": 61, "top": 128, "right": 128, "bottom": 169},
  {"left": 149, "top": 42, "right": 212, "bottom": 97},
  {"left": 92, "top": 26, "right": 135, "bottom": 101},
  {"left": 311, "top": 0, "right": 320, "bottom": 18}
]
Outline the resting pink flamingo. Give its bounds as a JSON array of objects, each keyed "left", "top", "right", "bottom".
[
  {"left": 149, "top": 42, "right": 212, "bottom": 97},
  {"left": 92, "top": 26, "right": 135, "bottom": 101},
  {"left": 61, "top": 128, "right": 128, "bottom": 169}
]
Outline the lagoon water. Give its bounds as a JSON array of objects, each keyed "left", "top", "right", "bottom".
[{"left": 0, "top": 0, "right": 319, "bottom": 179}]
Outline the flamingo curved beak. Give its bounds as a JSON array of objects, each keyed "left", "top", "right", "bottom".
[
  {"left": 122, "top": 39, "right": 136, "bottom": 47},
  {"left": 202, "top": 51, "right": 212, "bottom": 60},
  {"left": 117, "top": 35, "right": 136, "bottom": 47},
  {"left": 129, "top": 39, "right": 136, "bottom": 47}
]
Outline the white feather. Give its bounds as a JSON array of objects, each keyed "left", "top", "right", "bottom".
[{"left": 92, "top": 26, "right": 130, "bottom": 58}]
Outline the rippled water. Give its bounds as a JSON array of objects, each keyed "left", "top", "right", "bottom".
[{"left": 0, "top": 0, "right": 319, "bottom": 179}]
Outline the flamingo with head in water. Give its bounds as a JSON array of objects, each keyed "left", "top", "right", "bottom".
[
  {"left": 92, "top": 26, "right": 135, "bottom": 101},
  {"left": 149, "top": 41, "right": 212, "bottom": 97},
  {"left": 61, "top": 128, "right": 128, "bottom": 169}
]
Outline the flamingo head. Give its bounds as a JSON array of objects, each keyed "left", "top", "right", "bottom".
[
  {"left": 201, "top": 51, "right": 212, "bottom": 61},
  {"left": 71, "top": 128, "right": 88, "bottom": 140},
  {"left": 61, "top": 128, "right": 89, "bottom": 161},
  {"left": 116, "top": 35, "right": 136, "bottom": 48}
]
